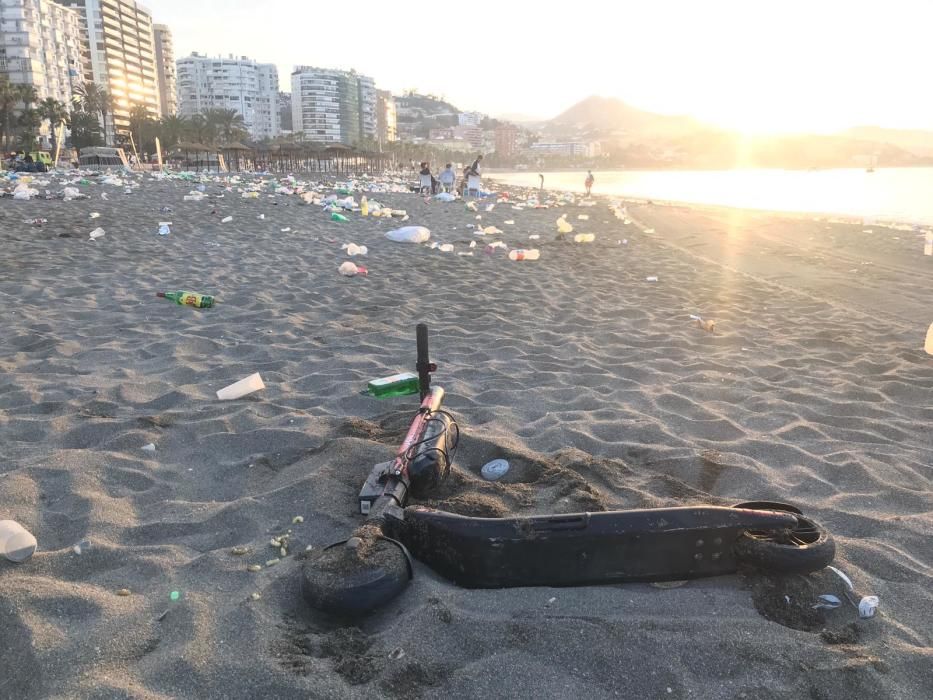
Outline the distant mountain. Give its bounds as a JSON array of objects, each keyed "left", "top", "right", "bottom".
[
  {"left": 547, "top": 96, "right": 702, "bottom": 139},
  {"left": 843, "top": 126, "right": 933, "bottom": 157}
]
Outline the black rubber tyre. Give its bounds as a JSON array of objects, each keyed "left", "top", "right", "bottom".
[
  {"left": 732, "top": 501, "right": 835, "bottom": 574},
  {"left": 300, "top": 537, "right": 412, "bottom": 616}
]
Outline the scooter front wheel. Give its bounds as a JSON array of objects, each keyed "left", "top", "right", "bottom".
[{"left": 732, "top": 501, "right": 835, "bottom": 574}]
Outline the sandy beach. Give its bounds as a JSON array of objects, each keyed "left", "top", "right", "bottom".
[{"left": 1, "top": 171, "right": 931, "bottom": 699}]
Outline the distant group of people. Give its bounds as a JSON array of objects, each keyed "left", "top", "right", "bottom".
[{"left": 417, "top": 155, "right": 484, "bottom": 196}]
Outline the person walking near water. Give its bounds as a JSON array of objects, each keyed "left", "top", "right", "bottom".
[
  {"left": 539, "top": 173, "right": 544, "bottom": 191},
  {"left": 585, "top": 170, "right": 595, "bottom": 197}
]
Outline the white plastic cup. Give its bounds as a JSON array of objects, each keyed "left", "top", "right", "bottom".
[
  {"left": 216, "top": 373, "right": 265, "bottom": 400},
  {"left": 0, "top": 520, "right": 37, "bottom": 563}
]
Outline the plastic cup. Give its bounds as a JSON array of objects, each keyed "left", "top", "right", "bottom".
[
  {"left": 216, "top": 373, "right": 265, "bottom": 400},
  {"left": 0, "top": 520, "right": 37, "bottom": 563}
]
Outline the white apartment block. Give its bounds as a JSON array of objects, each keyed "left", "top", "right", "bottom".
[
  {"left": 291, "top": 66, "right": 379, "bottom": 146},
  {"left": 152, "top": 22, "right": 174, "bottom": 115},
  {"left": 0, "top": 0, "right": 86, "bottom": 106},
  {"left": 176, "top": 54, "right": 279, "bottom": 140},
  {"left": 358, "top": 74, "right": 376, "bottom": 142},
  {"left": 458, "top": 111, "right": 482, "bottom": 127},
  {"left": 55, "top": 0, "right": 161, "bottom": 131}
]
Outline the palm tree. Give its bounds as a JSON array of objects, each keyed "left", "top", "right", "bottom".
[
  {"left": 158, "top": 114, "right": 187, "bottom": 150},
  {"left": 37, "top": 97, "right": 69, "bottom": 156},
  {"left": 127, "top": 104, "right": 151, "bottom": 153},
  {"left": 202, "top": 108, "right": 246, "bottom": 144},
  {"left": 16, "top": 107, "right": 41, "bottom": 151},
  {"left": 185, "top": 113, "right": 216, "bottom": 145},
  {"left": 74, "top": 82, "right": 113, "bottom": 145},
  {"left": 67, "top": 109, "right": 103, "bottom": 150},
  {"left": 0, "top": 77, "right": 17, "bottom": 149}
]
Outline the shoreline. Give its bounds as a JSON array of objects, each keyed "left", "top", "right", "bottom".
[{"left": 489, "top": 167, "right": 933, "bottom": 228}]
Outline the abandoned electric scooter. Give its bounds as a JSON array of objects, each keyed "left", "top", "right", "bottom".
[{"left": 300, "top": 325, "right": 835, "bottom": 616}]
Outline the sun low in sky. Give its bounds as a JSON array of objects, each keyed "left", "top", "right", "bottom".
[{"left": 157, "top": 0, "right": 933, "bottom": 134}]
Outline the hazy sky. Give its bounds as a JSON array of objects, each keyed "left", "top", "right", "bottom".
[{"left": 154, "top": 0, "right": 933, "bottom": 133}]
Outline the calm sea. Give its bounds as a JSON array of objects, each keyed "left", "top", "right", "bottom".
[{"left": 492, "top": 168, "right": 933, "bottom": 225}]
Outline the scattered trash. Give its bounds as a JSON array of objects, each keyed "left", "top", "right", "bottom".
[
  {"left": 90, "top": 212, "right": 100, "bottom": 219},
  {"left": 646, "top": 276, "right": 659, "bottom": 282},
  {"left": 221, "top": 216, "right": 233, "bottom": 223},
  {"left": 0, "top": 520, "right": 37, "bottom": 563},
  {"left": 344, "top": 243, "right": 368, "bottom": 256},
  {"left": 280, "top": 227, "right": 291, "bottom": 232},
  {"left": 170, "top": 591, "right": 181, "bottom": 601},
  {"left": 385, "top": 226, "right": 430, "bottom": 243},
  {"left": 230, "top": 546, "right": 249, "bottom": 556},
  {"left": 292, "top": 516, "right": 304, "bottom": 524},
  {"left": 116, "top": 588, "right": 131, "bottom": 597},
  {"left": 389, "top": 647, "right": 406, "bottom": 660},
  {"left": 457, "top": 251, "right": 474, "bottom": 256},
  {"left": 72, "top": 539, "right": 91, "bottom": 555},
  {"left": 438, "top": 243, "right": 454, "bottom": 252},
  {"left": 141, "top": 443, "right": 156, "bottom": 453},
  {"left": 573, "top": 233, "right": 595, "bottom": 243},
  {"left": 925, "top": 322, "right": 933, "bottom": 355},
  {"left": 644, "top": 228, "right": 655, "bottom": 233},
  {"left": 24, "top": 218, "right": 47, "bottom": 226},
  {"left": 504, "top": 220, "right": 515, "bottom": 225},
  {"left": 247, "top": 564, "right": 262, "bottom": 572},
  {"left": 158, "top": 222, "right": 171, "bottom": 236},
  {"left": 331, "top": 213, "right": 348, "bottom": 222},
  {"left": 367, "top": 372, "right": 419, "bottom": 398},
  {"left": 338, "top": 261, "right": 368, "bottom": 277},
  {"left": 690, "top": 314, "right": 716, "bottom": 332},
  {"left": 216, "top": 372, "right": 266, "bottom": 400},
  {"left": 826, "top": 565, "right": 880, "bottom": 619},
  {"left": 481, "top": 459, "right": 510, "bottom": 481},
  {"left": 434, "top": 192, "right": 456, "bottom": 202},
  {"left": 812, "top": 594, "right": 843, "bottom": 610},
  {"left": 156, "top": 290, "right": 214, "bottom": 308},
  {"left": 528, "top": 234, "right": 540, "bottom": 240},
  {"left": 556, "top": 215, "right": 573, "bottom": 235},
  {"left": 578, "top": 214, "right": 589, "bottom": 220},
  {"left": 88, "top": 227, "right": 105, "bottom": 241},
  {"left": 509, "top": 249, "right": 540, "bottom": 261}
]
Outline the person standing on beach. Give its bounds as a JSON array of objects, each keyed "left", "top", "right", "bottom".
[
  {"left": 539, "top": 173, "right": 544, "bottom": 191},
  {"left": 585, "top": 170, "right": 595, "bottom": 197}
]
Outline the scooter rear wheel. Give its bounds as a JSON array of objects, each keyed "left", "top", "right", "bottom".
[{"left": 732, "top": 501, "right": 835, "bottom": 574}]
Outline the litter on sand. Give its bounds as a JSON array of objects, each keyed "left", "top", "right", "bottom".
[{"left": 216, "top": 373, "right": 265, "bottom": 400}]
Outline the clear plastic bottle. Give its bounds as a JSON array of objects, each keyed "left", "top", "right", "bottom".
[
  {"left": 0, "top": 520, "right": 37, "bottom": 562},
  {"left": 360, "top": 195, "right": 369, "bottom": 217}
]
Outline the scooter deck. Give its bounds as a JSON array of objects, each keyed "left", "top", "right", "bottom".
[{"left": 387, "top": 505, "right": 798, "bottom": 588}]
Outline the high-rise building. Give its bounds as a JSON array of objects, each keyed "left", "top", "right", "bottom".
[
  {"left": 152, "top": 23, "right": 174, "bottom": 116},
  {"left": 494, "top": 124, "right": 518, "bottom": 157},
  {"left": 357, "top": 74, "right": 375, "bottom": 143},
  {"left": 0, "top": 0, "right": 86, "bottom": 99},
  {"left": 277, "top": 91, "right": 291, "bottom": 132},
  {"left": 291, "top": 66, "right": 378, "bottom": 146},
  {"left": 176, "top": 54, "right": 279, "bottom": 140},
  {"left": 376, "top": 89, "right": 397, "bottom": 145},
  {"left": 55, "top": 0, "right": 161, "bottom": 133}
]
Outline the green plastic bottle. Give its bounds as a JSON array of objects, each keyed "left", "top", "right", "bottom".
[
  {"left": 331, "top": 212, "right": 348, "bottom": 222},
  {"left": 367, "top": 372, "right": 420, "bottom": 398},
  {"left": 156, "top": 291, "right": 215, "bottom": 308}
]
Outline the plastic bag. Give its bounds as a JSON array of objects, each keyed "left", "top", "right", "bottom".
[{"left": 385, "top": 226, "right": 430, "bottom": 243}]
